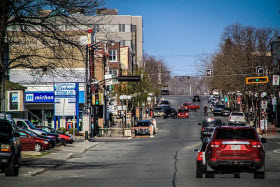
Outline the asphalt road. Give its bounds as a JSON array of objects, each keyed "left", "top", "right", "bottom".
[{"left": 1, "top": 96, "right": 280, "bottom": 187}]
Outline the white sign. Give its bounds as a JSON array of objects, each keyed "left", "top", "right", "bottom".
[
  {"left": 260, "top": 119, "right": 267, "bottom": 130},
  {"left": 54, "top": 97, "right": 76, "bottom": 116},
  {"left": 272, "top": 75, "right": 279, "bottom": 85},
  {"left": 54, "top": 83, "right": 76, "bottom": 96},
  {"left": 261, "top": 101, "right": 267, "bottom": 109}
]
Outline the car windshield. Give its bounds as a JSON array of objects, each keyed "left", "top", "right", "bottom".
[
  {"left": 183, "top": 103, "right": 190, "bottom": 106},
  {"left": 215, "top": 105, "right": 225, "bottom": 108},
  {"left": 154, "top": 107, "right": 164, "bottom": 112},
  {"left": 203, "top": 119, "right": 222, "bottom": 126},
  {"left": 25, "top": 120, "right": 36, "bottom": 129},
  {"left": 194, "top": 96, "right": 199, "bottom": 98},
  {"left": 178, "top": 109, "right": 187, "bottom": 112},
  {"left": 231, "top": 113, "right": 244, "bottom": 116},
  {"left": 161, "top": 101, "right": 169, "bottom": 105},
  {"left": 0, "top": 121, "right": 12, "bottom": 136},
  {"left": 137, "top": 122, "right": 150, "bottom": 127},
  {"left": 215, "top": 128, "right": 256, "bottom": 140}
]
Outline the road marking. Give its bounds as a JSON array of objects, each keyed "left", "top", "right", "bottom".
[{"left": 183, "top": 142, "right": 201, "bottom": 151}]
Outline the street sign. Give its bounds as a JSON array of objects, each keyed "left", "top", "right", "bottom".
[
  {"left": 206, "top": 69, "right": 213, "bottom": 77},
  {"left": 272, "top": 75, "right": 279, "bottom": 85},
  {"left": 256, "top": 66, "right": 264, "bottom": 74},
  {"left": 237, "top": 96, "right": 241, "bottom": 104},
  {"left": 245, "top": 76, "right": 268, "bottom": 84},
  {"left": 224, "top": 97, "right": 228, "bottom": 102}
]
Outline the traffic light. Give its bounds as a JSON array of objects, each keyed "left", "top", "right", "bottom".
[
  {"left": 246, "top": 76, "right": 268, "bottom": 84},
  {"left": 95, "top": 90, "right": 99, "bottom": 105}
]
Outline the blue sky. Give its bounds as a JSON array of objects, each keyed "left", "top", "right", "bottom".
[{"left": 106, "top": 0, "right": 280, "bottom": 76}]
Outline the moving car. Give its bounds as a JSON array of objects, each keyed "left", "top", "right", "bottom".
[
  {"left": 164, "top": 108, "right": 177, "bottom": 119},
  {"left": 0, "top": 119, "right": 21, "bottom": 176},
  {"left": 161, "top": 90, "right": 169, "bottom": 95},
  {"left": 193, "top": 95, "right": 201, "bottom": 102},
  {"left": 179, "top": 102, "right": 200, "bottom": 111},
  {"left": 133, "top": 120, "right": 156, "bottom": 135},
  {"left": 177, "top": 108, "right": 189, "bottom": 118},
  {"left": 212, "top": 104, "right": 225, "bottom": 116},
  {"left": 194, "top": 138, "right": 210, "bottom": 178},
  {"left": 222, "top": 107, "right": 232, "bottom": 116},
  {"left": 229, "top": 112, "right": 246, "bottom": 125},
  {"left": 159, "top": 100, "right": 170, "bottom": 107},
  {"left": 153, "top": 106, "right": 165, "bottom": 117},
  {"left": 199, "top": 118, "right": 222, "bottom": 139},
  {"left": 205, "top": 126, "right": 266, "bottom": 178}
]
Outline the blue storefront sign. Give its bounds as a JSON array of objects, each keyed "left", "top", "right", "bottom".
[{"left": 25, "top": 92, "right": 54, "bottom": 103}]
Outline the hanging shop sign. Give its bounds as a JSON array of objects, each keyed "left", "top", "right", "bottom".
[
  {"left": 54, "top": 83, "right": 78, "bottom": 116},
  {"left": 25, "top": 92, "right": 54, "bottom": 103},
  {"left": 272, "top": 75, "right": 280, "bottom": 86}
]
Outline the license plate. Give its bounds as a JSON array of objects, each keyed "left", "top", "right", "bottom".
[{"left": 231, "top": 145, "right": 241, "bottom": 150}]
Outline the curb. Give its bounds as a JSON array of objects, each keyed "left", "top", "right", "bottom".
[{"left": 273, "top": 149, "right": 280, "bottom": 155}]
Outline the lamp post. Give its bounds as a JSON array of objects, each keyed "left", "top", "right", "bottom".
[{"left": 271, "top": 37, "right": 280, "bottom": 127}]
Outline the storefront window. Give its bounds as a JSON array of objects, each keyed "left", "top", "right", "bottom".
[{"left": 9, "top": 92, "right": 19, "bottom": 110}]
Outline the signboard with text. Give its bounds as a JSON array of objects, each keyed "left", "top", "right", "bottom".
[{"left": 25, "top": 92, "right": 54, "bottom": 103}]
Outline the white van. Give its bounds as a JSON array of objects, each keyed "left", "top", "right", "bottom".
[{"left": 13, "top": 118, "right": 46, "bottom": 135}]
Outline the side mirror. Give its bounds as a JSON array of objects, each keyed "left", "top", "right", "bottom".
[
  {"left": 193, "top": 149, "right": 199, "bottom": 153},
  {"left": 261, "top": 138, "right": 267, "bottom": 143},
  {"left": 14, "top": 132, "right": 20, "bottom": 137},
  {"left": 198, "top": 123, "right": 201, "bottom": 125}
]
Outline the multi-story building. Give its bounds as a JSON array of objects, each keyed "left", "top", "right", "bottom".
[{"left": 7, "top": 9, "right": 143, "bottom": 133}]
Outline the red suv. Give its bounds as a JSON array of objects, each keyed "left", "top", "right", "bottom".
[{"left": 205, "top": 126, "right": 266, "bottom": 179}]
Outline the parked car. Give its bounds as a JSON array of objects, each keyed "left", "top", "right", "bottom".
[
  {"left": 198, "top": 118, "right": 223, "bottom": 139},
  {"left": 164, "top": 108, "right": 177, "bottom": 119},
  {"left": 36, "top": 126, "right": 74, "bottom": 145},
  {"left": 194, "top": 138, "right": 210, "bottom": 178},
  {"left": 177, "top": 108, "right": 189, "bottom": 118},
  {"left": 193, "top": 95, "right": 201, "bottom": 102},
  {"left": 0, "top": 119, "right": 21, "bottom": 176},
  {"left": 133, "top": 120, "right": 155, "bottom": 135},
  {"left": 222, "top": 107, "right": 232, "bottom": 116},
  {"left": 24, "top": 129, "right": 56, "bottom": 148},
  {"left": 229, "top": 112, "right": 246, "bottom": 125},
  {"left": 153, "top": 106, "right": 165, "bottom": 117},
  {"left": 13, "top": 118, "right": 46, "bottom": 135},
  {"left": 205, "top": 126, "right": 266, "bottom": 178},
  {"left": 18, "top": 130, "right": 51, "bottom": 151},
  {"left": 208, "top": 97, "right": 215, "bottom": 103},
  {"left": 212, "top": 104, "right": 225, "bottom": 116}
]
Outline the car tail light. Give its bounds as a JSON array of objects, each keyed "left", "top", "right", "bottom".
[
  {"left": 197, "top": 151, "right": 203, "bottom": 161},
  {"left": 202, "top": 127, "right": 205, "bottom": 131},
  {"left": 251, "top": 141, "right": 262, "bottom": 148},
  {"left": 1, "top": 144, "right": 11, "bottom": 152},
  {"left": 210, "top": 141, "right": 221, "bottom": 148},
  {"left": 229, "top": 116, "right": 232, "bottom": 120}
]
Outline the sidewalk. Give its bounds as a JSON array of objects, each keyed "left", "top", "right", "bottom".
[
  {"left": 19, "top": 140, "right": 99, "bottom": 177},
  {"left": 260, "top": 126, "right": 280, "bottom": 156}
]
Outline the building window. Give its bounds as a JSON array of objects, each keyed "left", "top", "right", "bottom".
[
  {"left": 9, "top": 92, "right": 19, "bottom": 111},
  {"left": 120, "top": 40, "right": 125, "bottom": 47},
  {"left": 131, "top": 25, "right": 136, "bottom": 32},
  {"left": 119, "top": 24, "right": 125, "bottom": 32},
  {"left": 109, "top": 69, "right": 118, "bottom": 77},
  {"left": 94, "top": 24, "right": 100, "bottom": 32},
  {"left": 109, "top": 49, "right": 117, "bottom": 62}
]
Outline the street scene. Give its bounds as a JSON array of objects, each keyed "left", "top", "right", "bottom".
[{"left": 1, "top": 0, "right": 280, "bottom": 186}]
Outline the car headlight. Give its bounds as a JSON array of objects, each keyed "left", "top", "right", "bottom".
[{"left": 44, "top": 141, "right": 49, "bottom": 144}]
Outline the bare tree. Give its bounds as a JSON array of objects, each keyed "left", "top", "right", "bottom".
[{"left": 0, "top": 0, "right": 106, "bottom": 111}]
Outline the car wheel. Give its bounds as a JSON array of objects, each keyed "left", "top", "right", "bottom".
[
  {"left": 234, "top": 173, "right": 240, "bottom": 178},
  {"left": 254, "top": 171, "right": 265, "bottom": 179},
  {"left": 196, "top": 168, "right": 203, "bottom": 178},
  {"left": 35, "top": 143, "right": 43, "bottom": 152},
  {"left": 5, "top": 155, "right": 19, "bottom": 177},
  {"left": 60, "top": 139, "right": 66, "bottom": 146}
]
